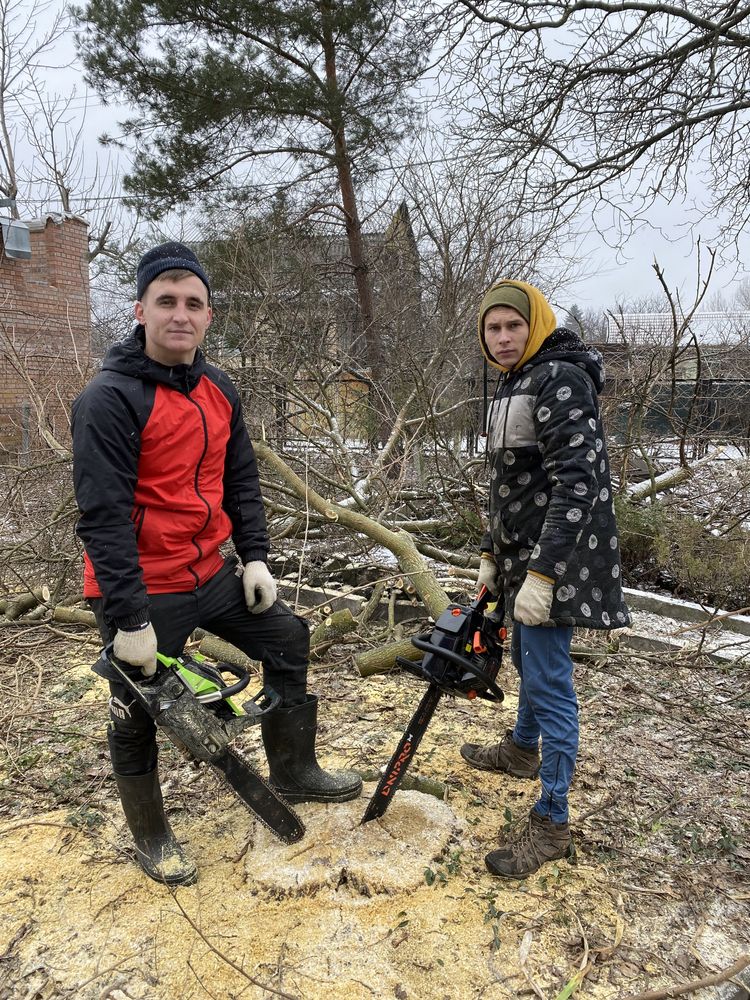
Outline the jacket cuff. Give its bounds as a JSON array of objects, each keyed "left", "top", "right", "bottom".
[
  {"left": 527, "top": 569, "right": 555, "bottom": 585},
  {"left": 479, "top": 530, "right": 493, "bottom": 554},
  {"left": 113, "top": 608, "right": 150, "bottom": 630},
  {"left": 237, "top": 548, "right": 269, "bottom": 565}
]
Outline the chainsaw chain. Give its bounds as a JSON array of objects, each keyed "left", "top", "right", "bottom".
[{"left": 210, "top": 747, "right": 304, "bottom": 845}]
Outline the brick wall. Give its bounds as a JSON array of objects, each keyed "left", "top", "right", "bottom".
[{"left": 0, "top": 215, "right": 91, "bottom": 456}]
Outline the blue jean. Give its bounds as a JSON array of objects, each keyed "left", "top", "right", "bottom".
[{"left": 510, "top": 623, "right": 578, "bottom": 823}]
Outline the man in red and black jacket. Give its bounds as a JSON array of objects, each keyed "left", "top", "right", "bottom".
[{"left": 72, "top": 242, "right": 361, "bottom": 885}]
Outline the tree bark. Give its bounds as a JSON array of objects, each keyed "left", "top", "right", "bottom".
[
  {"left": 355, "top": 769, "right": 446, "bottom": 801},
  {"left": 52, "top": 606, "right": 97, "bottom": 627},
  {"left": 309, "top": 608, "right": 357, "bottom": 657},
  {"left": 194, "top": 633, "right": 259, "bottom": 673},
  {"left": 627, "top": 448, "right": 724, "bottom": 501},
  {"left": 356, "top": 637, "right": 422, "bottom": 677},
  {"left": 253, "top": 441, "right": 451, "bottom": 621},
  {"left": 4, "top": 587, "right": 51, "bottom": 621},
  {"left": 320, "top": 4, "right": 381, "bottom": 388}
]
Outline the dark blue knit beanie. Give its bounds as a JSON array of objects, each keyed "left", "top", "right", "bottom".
[{"left": 136, "top": 242, "right": 211, "bottom": 301}]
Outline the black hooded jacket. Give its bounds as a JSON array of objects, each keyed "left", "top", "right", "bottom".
[{"left": 71, "top": 329, "right": 269, "bottom": 626}]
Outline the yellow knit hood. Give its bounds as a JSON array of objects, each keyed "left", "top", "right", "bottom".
[{"left": 478, "top": 280, "right": 557, "bottom": 372}]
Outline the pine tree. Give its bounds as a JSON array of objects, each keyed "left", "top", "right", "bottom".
[{"left": 76, "top": 0, "right": 427, "bottom": 386}]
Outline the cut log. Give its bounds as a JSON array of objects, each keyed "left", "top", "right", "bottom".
[
  {"left": 53, "top": 606, "right": 97, "bottom": 627},
  {"left": 4, "top": 587, "right": 51, "bottom": 621},
  {"left": 356, "top": 637, "right": 422, "bottom": 677},
  {"left": 310, "top": 609, "right": 357, "bottom": 653}
]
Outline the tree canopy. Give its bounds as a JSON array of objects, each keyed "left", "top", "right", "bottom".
[
  {"left": 76, "top": 0, "right": 428, "bottom": 385},
  {"left": 75, "top": 0, "right": 425, "bottom": 208},
  {"left": 437, "top": 0, "right": 750, "bottom": 244}
]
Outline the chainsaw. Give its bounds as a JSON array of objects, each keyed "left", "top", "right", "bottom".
[
  {"left": 97, "top": 646, "right": 305, "bottom": 844},
  {"left": 361, "top": 585, "right": 506, "bottom": 824}
]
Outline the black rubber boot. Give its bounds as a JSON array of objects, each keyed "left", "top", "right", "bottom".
[
  {"left": 261, "top": 695, "right": 362, "bottom": 803},
  {"left": 113, "top": 770, "right": 198, "bottom": 886}
]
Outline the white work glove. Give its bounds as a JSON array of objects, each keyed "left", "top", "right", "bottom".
[
  {"left": 476, "top": 553, "right": 500, "bottom": 595},
  {"left": 113, "top": 622, "right": 158, "bottom": 676},
  {"left": 514, "top": 573, "right": 554, "bottom": 626},
  {"left": 242, "top": 560, "right": 277, "bottom": 614}
]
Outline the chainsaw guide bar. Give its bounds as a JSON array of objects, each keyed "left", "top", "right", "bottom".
[
  {"left": 99, "top": 646, "right": 305, "bottom": 844},
  {"left": 361, "top": 586, "right": 506, "bottom": 825}
]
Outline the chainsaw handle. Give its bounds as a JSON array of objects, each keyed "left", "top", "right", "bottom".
[
  {"left": 194, "top": 663, "right": 250, "bottom": 703},
  {"left": 103, "top": 643, "right": 250, "bottom": 702},
  {"left": 410, "top": 636, "right": 505, "bottom": 701},
  {"left": 473, "top": 584, "right": 503, "bottom": 617}
]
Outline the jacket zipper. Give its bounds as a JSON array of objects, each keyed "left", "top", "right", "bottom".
[{"left": 184, "top": 387, "right": 212, "bottom": 588}]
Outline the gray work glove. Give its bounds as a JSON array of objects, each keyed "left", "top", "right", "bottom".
[
  {"left": 514, "top": 573, "right": 554, "bottom": 626},
  {"left": 476, "top": 553, "right": 500, "bottom": 595},
  {"left": 242, "top": 560, "right": 277, "bottom": 615},
  {"left": 113, "top": 622, "right": 158, "bottom": 676}
]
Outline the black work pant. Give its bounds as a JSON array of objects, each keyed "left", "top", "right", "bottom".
[{"left": 90, "top": 558, "right": 309, "bottom": 775}]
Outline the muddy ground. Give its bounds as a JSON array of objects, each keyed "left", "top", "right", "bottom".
[{"left": 0, "top": 615, "right": 748, "bottom": 1000}]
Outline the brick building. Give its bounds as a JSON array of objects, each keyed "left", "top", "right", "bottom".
[{"left": 0, "top": 214, "right": 91, "bottom": 456}]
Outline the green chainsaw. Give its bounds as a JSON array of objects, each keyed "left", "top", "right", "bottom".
[{"left": 97, "top": 645, "right": 305, "bottom": 843}]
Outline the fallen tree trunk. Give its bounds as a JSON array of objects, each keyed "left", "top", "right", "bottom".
[
  {"left": 627, "top": 447, "right": 725, "bottom": 501},
  {"left": 254, "top": 441, "right": 451, "bottom": 621}
]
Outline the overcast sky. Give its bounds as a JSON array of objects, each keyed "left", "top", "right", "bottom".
[{"left": 15, "top": 7, "right": 748, "bottom": 315}]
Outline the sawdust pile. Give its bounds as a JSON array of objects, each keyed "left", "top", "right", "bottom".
[{"left": 0, "top": 623, "right": 748, "bottom": 1000}]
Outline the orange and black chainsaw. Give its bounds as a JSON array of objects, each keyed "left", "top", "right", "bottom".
[{"left": 361, "top": 586, "right": 506, "bottom": 824}]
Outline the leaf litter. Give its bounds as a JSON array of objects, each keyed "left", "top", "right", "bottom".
[{"left": 0, "top": 618, "right": 747, "bottom": 999}]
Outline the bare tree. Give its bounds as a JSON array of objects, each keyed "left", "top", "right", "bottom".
[
  {"left": 433, "top": 1, "right": 750, "bottom": 246},
  {"left": 0, "top": 0, "right": 69, "bottom": 212},
  {"left": 0, "top": 0, "right": 141, "bottom": 266}
]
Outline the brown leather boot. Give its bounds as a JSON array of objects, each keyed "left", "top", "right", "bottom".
[
  {"left": 485, "top": 809, "right": 573, "bottom": 879},
  {"left": 460, "top": 729, "right": 540, "bottom": 778}
]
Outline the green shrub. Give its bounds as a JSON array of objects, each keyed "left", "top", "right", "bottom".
[{"left": 615, "top": 495, "right": 750, "bottom": 608}]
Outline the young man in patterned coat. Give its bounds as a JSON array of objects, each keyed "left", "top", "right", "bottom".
[{"left": 461, "top": 280, "right": 630, "bottom": 878}]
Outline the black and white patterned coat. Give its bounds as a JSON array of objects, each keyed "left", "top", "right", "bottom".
[{"left": 482, "top": 329, "right": 630, "bottom": 629}]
